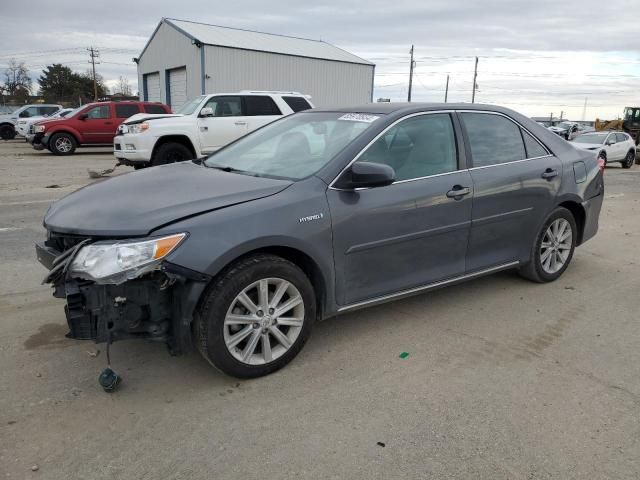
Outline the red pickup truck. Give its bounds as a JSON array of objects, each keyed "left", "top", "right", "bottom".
[{"left": 30, "top": 101, "right": 171, "bottom": 155}]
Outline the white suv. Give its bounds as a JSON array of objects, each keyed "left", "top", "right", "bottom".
[
  {"left": 0, "top": 104, "right": 62, "bottom": 140},
  {"left": 114, "top": 91, "right": 313, "bottom": 168}
]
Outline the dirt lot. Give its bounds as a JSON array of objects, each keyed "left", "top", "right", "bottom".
[{"left": 1, "top": 139, "right": 639, "bottom": 479}]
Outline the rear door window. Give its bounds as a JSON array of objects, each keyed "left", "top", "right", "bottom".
[
  {"left": 244, "top": 96, "right": 282, "bottom": 116},
  {"left": 39, "top": 106, "right": 59, "bottom": 116},
  {"left": 460, "top": 112, "right": 526, "bottom": 167},
  {"left": 144, "top": 104, "right": 167, "bottom": 114},
  {"left": 282, "top": 96, "right": 312, "bottom": 113},
  {"left": 616, "top": 133, "right": 628, "bottom": 143},
  {"left": 115, "top": 104, "right": 141, "bottom": 118},
  {"left": 522, "top": 130, "right": 548, "bottom": 158}
]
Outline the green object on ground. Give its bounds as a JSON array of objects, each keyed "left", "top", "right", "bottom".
[{"left": 399, "top": 352, "right": 409, "bottom": 359}]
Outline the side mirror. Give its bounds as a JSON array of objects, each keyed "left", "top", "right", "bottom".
[
  {"left": 79, "top": 113, "right": 88, "bottom": 121},
  {"left": 334, "top": 162, "right": 395, "bottom": 189},
  {"left": 200, "top": 107, "right": 214, "bottom": 117}
]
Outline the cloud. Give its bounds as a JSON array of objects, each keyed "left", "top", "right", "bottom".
[{"left": 1, "top": 0, "right": 638, "bottom": 119}]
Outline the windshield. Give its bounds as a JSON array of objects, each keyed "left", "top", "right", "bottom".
[
  {"left": 573, "top": 134, "right": 607, "bottom": 144},
  {"left": 175, "top": 96, "right": 206, "bottom": 115},
  {"left": 204, "top": 112, "right": 381, "bottom": 180},
  {"left": 556, "top": 122, "right": 573, "bottom": 129}
]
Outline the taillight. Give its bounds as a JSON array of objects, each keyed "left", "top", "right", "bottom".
[{"left": 597, "top": 155, "right": 606, "bottom": 173}]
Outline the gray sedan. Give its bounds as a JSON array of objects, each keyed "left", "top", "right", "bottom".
[{"left": 37, "top": 103, "right": 604, "bottom": 381}]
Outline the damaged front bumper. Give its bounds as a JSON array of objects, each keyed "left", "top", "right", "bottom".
[{"left": 36, "top": 237, "right": 210, "bottom": 354}]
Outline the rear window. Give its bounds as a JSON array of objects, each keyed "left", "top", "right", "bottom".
[
  {"left": 144, "top": 104, "right": 168, "bottom": 114},
  {"left": 115, "top": 104, "right": 141, "bottom": 118},
  {"left": 282, "top": 96, "right": 312, "bottom": 113},
  {"left": 244, "top": 96, "right": 282, "bottom": 116}
]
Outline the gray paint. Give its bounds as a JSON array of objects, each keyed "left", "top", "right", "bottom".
[{"left": 43, "top": 103, "right": 604, "bottom": 320}]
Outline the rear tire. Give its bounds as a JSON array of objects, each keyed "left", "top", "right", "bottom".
[
  {"left": 0, "top": 124, "right": 15, "bottom": 140},
  {"left": 152, "top": 142, "right": 193, "bottom": 166},
  {"left": 49, "top": 133, "right": 76, "bottom": 156},
  {"left": 195, "top": 254, "right": 315, "bottom": 378},
  {"left": 622, "top": 150, "right": 635, "bottom": 169},
  {"left": 519, "top": 207, "right": 577, "bottom": 283}
]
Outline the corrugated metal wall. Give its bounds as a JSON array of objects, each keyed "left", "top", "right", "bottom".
[
  {"left": 137, "top": 22, "right": 201, "bottom": 108},
  {"left": 203, "top": 45, "right": 374, "bottom": 107}
]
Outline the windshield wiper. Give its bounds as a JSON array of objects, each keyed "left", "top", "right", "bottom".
[{"left": 206, "top": 163, "right": 259, "bottom": 176}]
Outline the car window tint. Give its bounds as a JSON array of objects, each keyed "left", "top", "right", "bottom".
[
  {"left": 40, "top": 107, "right": 59, "bottom": 115},
  {"left": 204, "top": 96, "right": 243, "bottom": 117},
  {"left": 522, "top": 129, "right": 548, "bottom": 158},
  {"left": 461, "top": 112, "right": 526, "bottom": 167},
  {"left": 144, "top": 104, "right": 167, "bottom": 114},
  {"left": 244, "top": 96, "right": 282, "bottom": 116},
  {"left": 358, "top": 114, "right": 457, "bottom": 181},
  {"left": 616, "top": 133, "right": 628, "bottom": 142},
  {"left": 19, "top": 107, "right": 39, "bottom": 118},
  {"left": 115, "top": 104, "right": 140, "bottom": 118},
  {"left": 85, "top": 105, "right": 110, "bottom": 119},
  {"left": 282, "top": 96, "right": 312, "bottom": 113}
]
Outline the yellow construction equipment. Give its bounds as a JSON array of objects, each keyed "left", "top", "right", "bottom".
[{"left": 595, "top": 106, "right": 640, "bottom": 145}]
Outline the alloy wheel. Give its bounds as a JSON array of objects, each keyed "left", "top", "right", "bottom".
[
  {"left": 540, "top": 218, "right": 573, "bottom": 274},
  {"left": 55, "top": 137, "right": 72, "bottom": 153},
  {"left": 224, "top": 278, "right": 305, "bottom": 365}
]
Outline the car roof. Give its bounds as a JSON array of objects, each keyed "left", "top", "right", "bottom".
[{"left": 311, "top": 102, "right": 532, "bottom": 115}]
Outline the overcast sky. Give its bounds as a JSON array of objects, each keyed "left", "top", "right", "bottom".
[{"left": 2, "top": 0, "right": 638, "bottom": 119}]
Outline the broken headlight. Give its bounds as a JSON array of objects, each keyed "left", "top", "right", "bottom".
[{"left": 69, "top": 233, "right": 186, "bottom": 284}]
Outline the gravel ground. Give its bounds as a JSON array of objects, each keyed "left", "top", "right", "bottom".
[{"left": 1, "top": 139, "right": 639, "bottom": 479}]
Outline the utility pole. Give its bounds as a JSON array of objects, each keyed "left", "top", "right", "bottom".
[
  {"left": 560, "top": 110, "right": 564, "bottom": 121},
  {"left": 444, "top": 75, "right": 449, "bottom": 103},
  {"left": 471, "top": 56, "right": 478, "bottom": 103},
  {"left": 407, "top": 45, "right": 415, "bottom": 102},
  {"left": 582, "top": 97, "right": 587, "bottom": 121},
  {"left": 87, "top": 47, "right": 100, "bottom": 101}
]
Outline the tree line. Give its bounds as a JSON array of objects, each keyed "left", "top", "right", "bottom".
[{"left": 1, "top": 59, "right": 133, "bottom": 105}]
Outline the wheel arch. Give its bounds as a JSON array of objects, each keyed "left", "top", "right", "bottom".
[
  {"left": 557, "top": 199, "right": 586, "bottom": 245},
  {"left": 49, "top": 128, "right": 81, "bottom": 145},
  {"left": 198, "top": 243, "right": 331, "bottom": 321},
  {"left": 151, "top": 135, "right": 197, "bottom": 161}
]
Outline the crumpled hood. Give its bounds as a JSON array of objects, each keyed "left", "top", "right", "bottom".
[{"left": 44, "top": 162, "right": 292, "bottom": 237}]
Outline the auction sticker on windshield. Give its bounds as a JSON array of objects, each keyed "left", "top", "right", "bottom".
[{"left": 338, "top": 113, "right": 380, "bottom": 123}]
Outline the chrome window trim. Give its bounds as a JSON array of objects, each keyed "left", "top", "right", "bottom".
[
  {"left": 329, "top": 109, "right": 556, "bottom": 191},
  {"left": 328, "top": 110, "right": 456, "bottom": 190},
  {"left": 456, "top": 109, "right": 552, "bottom": 165}
]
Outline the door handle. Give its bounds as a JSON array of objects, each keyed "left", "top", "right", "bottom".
[
  {"left": 446, "top": 186, "right": 471, "bottom": 199},
  {"left": 541, "top": 168, "right": 558, "bottom": 180},
  {"left": 234, "top": 121, "right": 247, "bottom": 126},
  {"left": 105, "top": 121, "right": 113, "bottom": 125}
]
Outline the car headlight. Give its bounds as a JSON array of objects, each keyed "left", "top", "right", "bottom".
[
  {"left": 69, "top": 233, "right": 186, "bottom": 284},
  {"left": 34, "top": 124, "right": 46, "bottom": 133},
  {"left": 128, "top": 122, "right": 150, "bottom": 134}
]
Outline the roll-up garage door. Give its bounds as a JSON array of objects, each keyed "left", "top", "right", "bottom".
[
  {"left": 145, "top": 72, "right": 161, "bottom": 103},
  {"left": 168, "top": 68, "right": 187, "bottom": 111}
]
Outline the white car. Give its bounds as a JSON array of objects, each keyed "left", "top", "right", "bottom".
[
  {"left": 114, "top": 91, "right": 313, "bottom": 168},
  {"left": 0, "top": 104, "right": 62, "bottom": 140},
  {"left": 572, "top": 131, "right": 636, "bottom": 168},
  {"left": 17, "top": 108, "right": 75, "bottom": 139}
]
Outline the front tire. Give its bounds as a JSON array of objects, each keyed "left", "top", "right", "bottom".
[
  {"left": 519, "top": 207, "right": 577, "bottom": 283},
  {"left": 622, "top": 150, "right": 635, "bottom": 169},
  {"left": 0, "top": 124, "right": 16, "bottom": 140},
  {"left": 49, "top": 133, "right": 76, "bottom": 155},
  {"left": 196, "top": 254, "right": 316, "bottom": 378},
  {"left": 152, "top": 142, "right": 193, "bottom": 166}
]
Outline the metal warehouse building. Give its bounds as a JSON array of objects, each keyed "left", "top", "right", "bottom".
[{"left": 136, "top": 18, "right": 375, "bottom": 111}]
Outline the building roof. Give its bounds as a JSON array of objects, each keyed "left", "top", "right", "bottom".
[{"left": 152, "top": 18, "right": 373, "bottom": 66}]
